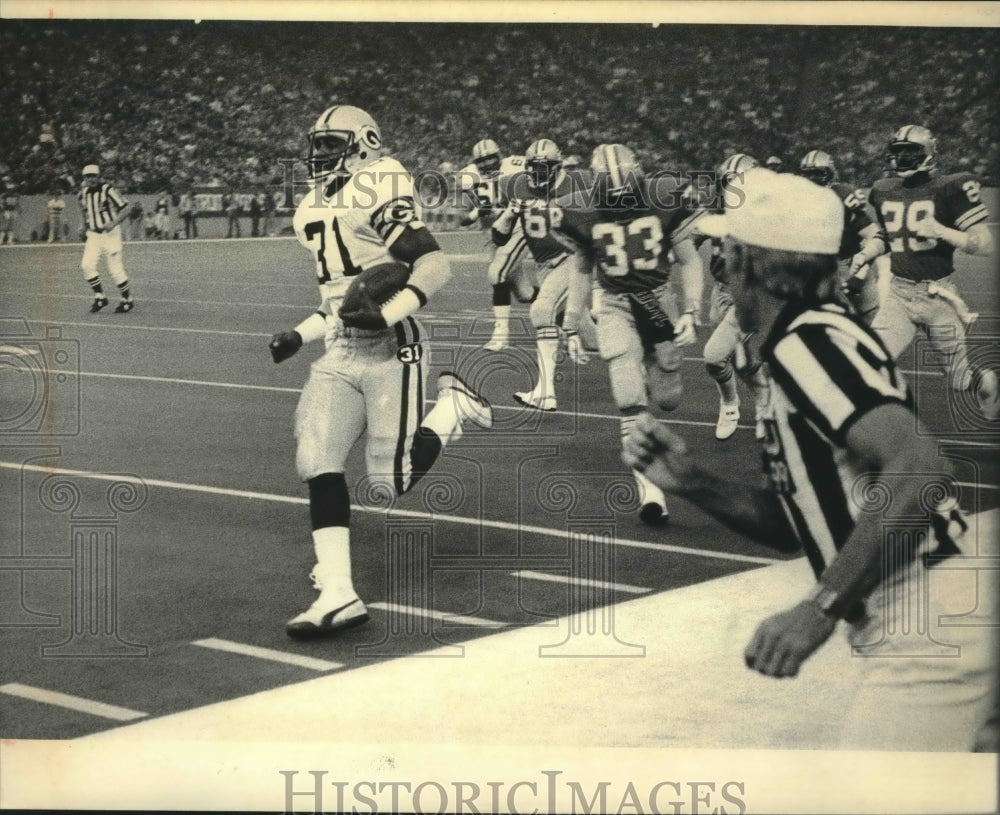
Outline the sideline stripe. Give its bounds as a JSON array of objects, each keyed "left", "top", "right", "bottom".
[
  {"left": 0, "top": 683, "right": 147, "bottom": 721},
  {"left": 0, "top": 461, "right": 785, "bottom": 564},
  {"left": 368, "top": 602, "right": 506, "bottom": 629},
  {"left": 512, "top": 570, "right": 652, "bottom": 595},
  {"left": 191, "top": 639, "right": 342, "bottom": 672},
  {"left": 19, "top": 366, "right": 752, "bottom": 430}
]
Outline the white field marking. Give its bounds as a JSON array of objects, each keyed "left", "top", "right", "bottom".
[
  {"left": 0, "top": 345, "right": 42, "bottom": 357},
  {"left": 936, "top": 438, "right": 1000, "bottom": 450},
  {"left": 27, "top": 365, "right": 749, "bottom": 431},
  {"left": 13, "top": 318, "right": 957, "bottom": 377},
  {"left": 39, "top": 368, "right": 301, "bottom": 394},
  {"left": 367, "top": 602, "right": 507, "bottom": 629},
  {"left": 191, "top": 638, "right": 343, "bottom": 672},
  {"left": 23, "top": 318, "right": 271, "bottom": 338},
  {"left": 0, "top": 462, "right": 787, "bottom": 563},
  {"left": 512, "top": 570, "right": 652, "bottom": 595},
  {"left": 0, "top": 683, "right": 147, "bottom": 721},
  {"left": 9, "top": 290, "right": 494, "bottom": 312}
]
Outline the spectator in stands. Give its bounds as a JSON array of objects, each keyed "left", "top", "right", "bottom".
[
  {"left": 259, "top": 190, "right": 274, "bottom": 237},
  {"left": 1, "top": 179, "right": 21, "bottom": 244},
  {"left": 224, "top": 191, "right": 242, "bottom": 238},
  {"left": 249, "top": 192, "right": 261, "bottom": 237},
  {"left": 154, "top": 191, "right": 171, "bottom": 239},
  {"left": 128, "top": 200, "right": 145, "bottom": 241},
  {"left": 179, "top": 189, "right": 198, "bottom": 239},
  {"left": 46, "top": 190, "right": 65, "bottom": 243}
]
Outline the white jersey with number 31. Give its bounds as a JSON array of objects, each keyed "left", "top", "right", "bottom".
[{"left": 293, "top": 156, "right": 423, "bottom": 305}]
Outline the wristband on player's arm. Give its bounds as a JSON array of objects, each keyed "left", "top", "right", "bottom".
[
  {"left": 805, "top": 582, "right": 865, "bottom": 622},
  {"left": 380, "top": 285, "right": 426, "bottom": 326},
  {"left": 294, "top": 311, "right": 327, "bottom": 344}
]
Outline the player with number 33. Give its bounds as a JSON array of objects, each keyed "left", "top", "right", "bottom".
[{"left": 556, "top": 143, "right": 705, "bottom": 524}]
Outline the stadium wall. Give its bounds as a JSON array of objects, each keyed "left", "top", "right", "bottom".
[{"left": 5, "top": 189, "right": 998, "bottom": 244}]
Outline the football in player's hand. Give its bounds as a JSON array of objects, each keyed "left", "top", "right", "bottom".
[{"left": 339, "top": 262, "right": 410, "bottom": 317}]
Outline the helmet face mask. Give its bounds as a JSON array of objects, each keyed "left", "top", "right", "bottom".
[
  {"left": 884, "top": 126, "right": 937, "bottom": 178},
  {"left": 306, "top": 106, "right": 383, "bottom": 187},
  {"left": 525, "top": 138, "right": 563, "bottom": 192},
  {"left": 799, "top": 150, "right": 836, "bottom": 187},
  {"left": 472, "top": 139, "right": 501, "bottom": 176}
]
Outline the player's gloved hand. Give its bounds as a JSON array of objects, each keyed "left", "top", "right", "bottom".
[
  {"left": 269, "top": 330, "right": 302, "bottom": 363},
  {"left": 913, "top": 214, "right": 944, "bottom": 240},
  {"left": 621, "top": 412, "right": 697, "bottom": 494},
  {"left": 847, "top": 252, "right": 868, "bottom": 277},
  {"left": 338, "top": 302, "right": 388, "bottom": 331},
  {"left": 563, "top": 329, "right": 589, "bottom": 365},
  {"left": 844, "top": 273, "right": 866, "bottom": 296},
  {"left": 673, "top": 312, "right": 697, "bottom": 347}
]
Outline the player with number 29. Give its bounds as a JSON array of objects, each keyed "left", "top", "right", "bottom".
[{"left": 849, "top": 125, "right": 998, "bottom": 418}]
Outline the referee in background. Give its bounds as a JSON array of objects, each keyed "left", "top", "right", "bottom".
[
  {"left": 624, "top": 168, "right": 997, "bottom": 752},
  {"left": 78, "top": 164, "right": 134, "bottom": 313}
]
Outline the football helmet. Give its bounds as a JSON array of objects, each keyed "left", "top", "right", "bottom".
[
  {"left": 591, "top": 143, "right": 644, "bottom": 208},
  {"left": 799, "top": 150, "right": 837, "bottom": 186},
  {"left": 884, "top": 125, "right": 937, "bottom": 177},
  {"left": 716, "top": 153, "right": 759, "bottom": 188},
  {"left": 306, "top": 105, "right": 383, "bottom": 186},
  {"left": 472, "top": 139, "right": 502, "bottom": 176},
  {"left": 525, "top": 138, "right": 563, "bottom": 192}
]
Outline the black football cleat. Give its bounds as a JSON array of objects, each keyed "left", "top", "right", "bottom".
[{"left": 89, "top": 297, "right": 109, "bottom": 313}]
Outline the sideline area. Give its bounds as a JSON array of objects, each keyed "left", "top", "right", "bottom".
[{"left": 3, "top": 547, "right": 997, "bottom": 814}]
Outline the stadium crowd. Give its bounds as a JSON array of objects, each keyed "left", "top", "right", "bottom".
[{"left": 1, "top": 21, "right": 997, "bottom": 195}]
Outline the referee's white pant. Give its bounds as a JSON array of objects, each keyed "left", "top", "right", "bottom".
[
  {"left": 841, "top": 509, "right": 998, "bottom": 751},
  {"left": 81, "top": 227, "right": 128, "bottom": 285}
]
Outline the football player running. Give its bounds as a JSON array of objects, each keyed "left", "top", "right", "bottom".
[
  {"left": 490, "top": 138, "right": 597, "bottom": 411},
  {"left": 558, "top": 144, "right": 704, "bottom": 524},
  {"left": 268, "top": 105, "right": 494, "bottom": 638},
  {"left": 849, "top": 125, "right": 998, "bottom": 418},
  {"left": 698, "top": 154, "right": 772, "bottom": 441},
  {"left": 456, "top": 139, "right": 533, "bottom": 350},
  {"left": 798, "top": 149, "right": 882, "bottom": 323}
]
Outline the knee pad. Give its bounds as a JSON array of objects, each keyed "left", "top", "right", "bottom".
[{"left": 649, "top": 341, "right": 683, "bottom": 411}]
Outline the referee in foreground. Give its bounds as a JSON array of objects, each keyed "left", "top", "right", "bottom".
[
  {"left": 78, "top": 164, "right": 134, "bottom": 313},
  {"left": 623, "top": 168, "right": 998, "bottom": 751}
]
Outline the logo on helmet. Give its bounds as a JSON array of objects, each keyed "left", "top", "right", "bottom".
[{"left": 361, "top": 128, "right": 382, "bottom": 151}]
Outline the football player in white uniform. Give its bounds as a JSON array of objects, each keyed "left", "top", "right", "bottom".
[
  {"left": 456, "top": 139, "right": 532, "bottom": 350},
  {"left": 269, "top": 105, "right": 494, "bottom": 638}
]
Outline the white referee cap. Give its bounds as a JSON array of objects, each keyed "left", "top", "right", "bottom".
[
  {"left": 698, "top": 168, "right": 843, "bottom": 255},
  {"left": 82, "top": 164, "right": 100, "bottom": 176}
]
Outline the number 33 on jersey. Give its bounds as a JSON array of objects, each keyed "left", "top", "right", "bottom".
[{"left": 293, "top": 155, "right": 435, "bottom": 301}]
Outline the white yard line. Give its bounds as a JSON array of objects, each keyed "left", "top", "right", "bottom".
[
  {"left": 512, "top": 570, "right": 652, "bottom": 595},
  {"left": 367, "top": 602, "right": 507, "bottom": 629},
  {"left": 191, "top": 638, "right": 343, "bottom": 672},
  {"left": 0, "top": 461, "right": 787, "bottom": 564},
  {"left": 0, "top": 683, "right": 147, "bottom": 721}
]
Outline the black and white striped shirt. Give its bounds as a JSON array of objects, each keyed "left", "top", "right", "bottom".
[
  {"left": 78, "top": 183, "right": 127, "bottom": 232},
  {"left": 759, "top": 301, "right": 911, "bottom": 576}
]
